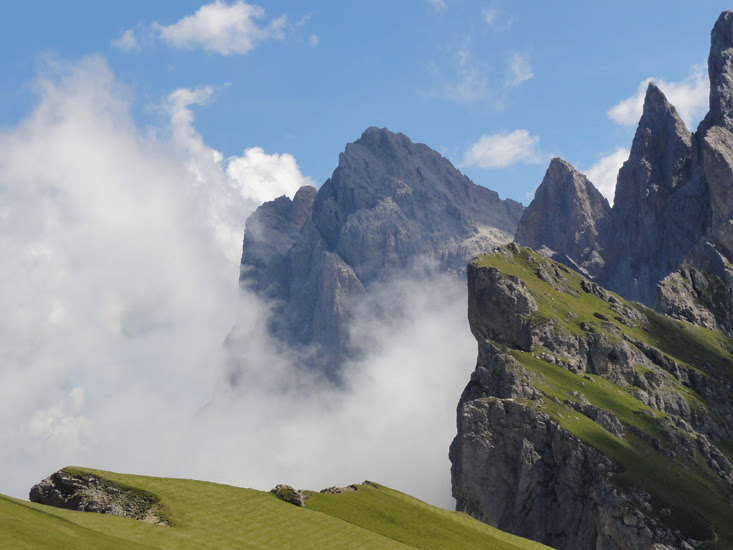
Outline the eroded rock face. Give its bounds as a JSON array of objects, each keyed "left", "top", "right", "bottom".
[
  {"left": 29, "top": 469, "right": 168, "bottom": 525},
  {"left": 236, "top": 127, "right": 523, "bottom": 380},
  {"left": 599, "top": 83, "right": 701, "bottom": 305},
  {"left": 452, "top": 246, "right": 732, "bottom": 550},
  {"left": 515, "top": 158, "right": 610, "bottom": 277}
]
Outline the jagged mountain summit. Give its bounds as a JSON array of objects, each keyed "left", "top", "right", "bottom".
[
  {"left": 515, "top": 157, "right": 610, "bottom": 278},
  {"left": 516, "top": 11, "right": 733, "bottom": 310},
  {"left": 236, "top": 127, "right": 523, "bottom": 380}
]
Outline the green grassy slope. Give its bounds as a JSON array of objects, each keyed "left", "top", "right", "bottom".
[
  {"left": 2, "top": 468, "right": 552, "bottom": 550},
  {"left": 473, "top": 247, "right": 733, "bottom": 549},
  {"left": 306, "top": 482, "right": 550, "bottom": 550}
]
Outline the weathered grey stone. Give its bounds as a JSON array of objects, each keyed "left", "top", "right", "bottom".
[
  {"left": 451, "top": 248, "right": 723, "bottom": 550},
  {"left": 599, "top": 82, "right": 697, "bottom": 306},
  {"left": 271, "top": 484, "right": 306, "bottom": 507},
  {"left": 516, "top": 158, "right": 610, "bottom": 277},
  {"left": 467, "top": 263, "right": 537, "bottom": 350},
  {"left": 29, "top": 469, "right": 168, "bottom": 525}
]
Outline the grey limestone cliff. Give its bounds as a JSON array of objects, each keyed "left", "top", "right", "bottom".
[
  {"left": 515, "top": 157, "right": 610, "bottom": 277},
  {"left": 598, "top": 82, "right": 703, "bottom": 305},
  {"left": 237, "top": 127, "right": 523, "bottom": 379},
  {"left": 451, "top": 245, "right": 733, "bottom": 550}
]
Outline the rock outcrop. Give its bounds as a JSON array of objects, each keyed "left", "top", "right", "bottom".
[
  {"left": 237, "top": 127, "right": 523, "bottom": 380},
  {"left": 515, "top": 158, "right": 610, "bottom": 277},
  {"left": 30, "top": 469, "right": 168, "bottom": 525},
  {"left": 271, "top": 484, "right": 306, "bottom": 507},
  {"left": 451, "top": 245, "right": 733, "bottom": 550}
]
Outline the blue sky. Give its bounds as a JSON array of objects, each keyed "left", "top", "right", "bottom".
[
  {"left": 1, "top": 2, "right": 732, "bottom": 505},
  {"left": 1, "top": 1, "right": 729, "bottom": 204}
]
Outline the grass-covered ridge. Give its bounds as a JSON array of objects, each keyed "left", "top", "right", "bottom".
[
  {"left": 2, "top": 467, "right": 552, "bottom": 550},
  {"left": 472, "top": 246, "right": 733, "bottom": 549}
]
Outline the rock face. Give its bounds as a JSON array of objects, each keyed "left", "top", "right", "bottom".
[
  {"left": 515, "top": 158, "right": 610, "bottom": 277},
  {"left": 451, "top": 245, "right": 733, "bottom": 550},
  {"left": 238, "top": 127, "right": 523, "bottom": 379},
  {"left": 30, "top": 469, "right": 168, "bottom": 525},
  {"left": 599, "top": 83, "right": 703, "bottom": 305}
]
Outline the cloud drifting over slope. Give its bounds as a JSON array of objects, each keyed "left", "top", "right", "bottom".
[{"left": 0, "top": 56, "right": 474, "bottom": 509}]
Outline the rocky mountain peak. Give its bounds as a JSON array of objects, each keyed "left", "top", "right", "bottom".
[
  {"left": 621, "top": 82, "right": 691, "bottom": 196},
  {"left": 237, "top": 127, "right": 523, "bottom": 380},
  {"left": 515, "top": 157, "right": 610, "bottom": 277},
  {"left": 706, "top": 10, "right": 733, "bottom": 131}
]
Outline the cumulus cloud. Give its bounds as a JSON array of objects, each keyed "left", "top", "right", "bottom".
[
  {"left": 164, "top": 84, "right": 313, "bottom": 262},
  {"left": 584, "top": 147, "right": 629, "bottom": 205},
  {"left": 607, "top": 65, "right": 708, "bottom": 129},
  {"left": 463, "top": 129, "right": 543, "bottom": 168},
  {"left": 0, "top": 55, "right": 474, "bottom": 510},
  {"left": 114, "top": 1, "right": 287, "bottom": 56},
  {"left": 308, "top": 33, "right": 320, "bottom": 48},
  {"left": 505, "top": 52, "right": 533, "bottom": 87},
  {"left": 111, "top": 29, "right": 140, "bottom": 52}
]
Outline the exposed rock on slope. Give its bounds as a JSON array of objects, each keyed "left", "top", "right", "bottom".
[
  {"left": 30, "top": 468, "right": 169, "bottom": 525},
  {"left": 237, "top": 127, "right": 523, "bottom": 379},
  {"left": 515, "top": 158, "right": 610, "bottom": 277},
  {"left": 451, "top": 245, "right": 733, "bottom": 550}
]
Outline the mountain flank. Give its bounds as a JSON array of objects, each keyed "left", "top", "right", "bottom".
[{"left": 451, "top": 244, "right": 733, "bottom": 550}]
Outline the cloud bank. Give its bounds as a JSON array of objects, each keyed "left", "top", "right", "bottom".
[{"left": 0, "top": 55, "right": 475, "bottom": 510}]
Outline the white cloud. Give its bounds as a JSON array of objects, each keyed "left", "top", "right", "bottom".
[
  {"left": 463, "top": 129, "right": 543, "bottom": 168},
  {"left": 607, "top": 65, "right": 708, "bottom": 129},
  {"left": 0, "top": 55, "right": 475, "bottom": 511},
  {"left": 584, "top": 147, "right": 629, "bottom": 205},
  {"left": 505, "top": 52, "right": 533, "bottom": 87},
  {"left": 426, "top": 0, "right": 446, "bottom": 10},
  {"left": 482, "top": 6, "right": 499, "bottom": 26},
  {"left": 111, "top": 29, "right": 140, "bottom": 52},
  {"left": 152, "top": 1, "right": 287, "bottom": 55},
  {"left": 308, "top": 33, "right": 320, "bottom": 47},
  {"left": 164, "top": 84, "right": 312, "bottom": 262}
]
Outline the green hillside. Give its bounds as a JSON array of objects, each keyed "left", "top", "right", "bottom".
[
  {"left": 472, "top": 247, "right": 733, "bottom": 549},
  {"left": 1, "top": 467, "right": 552, "bottom": 550}
]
